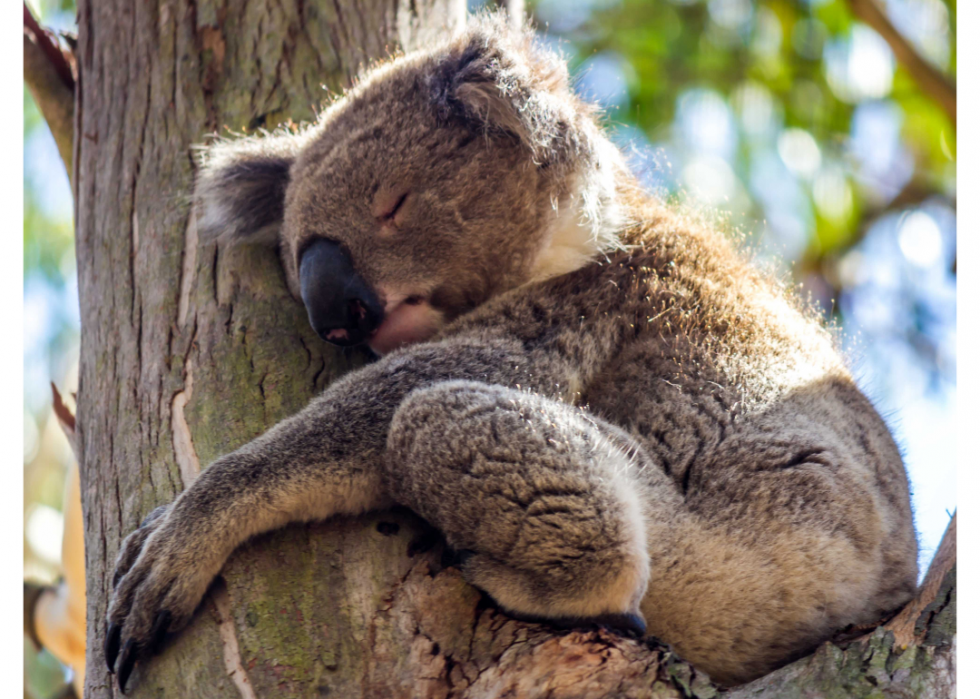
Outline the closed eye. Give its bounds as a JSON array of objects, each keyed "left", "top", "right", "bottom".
[{"left": 379, "top": 191, "right": 409, "bottom": 222}]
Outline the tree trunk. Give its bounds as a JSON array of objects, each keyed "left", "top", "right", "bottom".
[
  {"left": 73, "top": 2, "right": 955, "bottom": 697},
  {"left": 74, "top": 1, "right": 467, "bottom": 695}
]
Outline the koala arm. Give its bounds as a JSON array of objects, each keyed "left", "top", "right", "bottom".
[{"left": 105, "top": 335, "right": 587, "bottom": 688}]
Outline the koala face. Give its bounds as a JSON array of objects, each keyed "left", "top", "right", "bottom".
[
  {"left": 195, "top": 16, "right": 619, "bottom": 354},
  {"left": 281, "top": 61, "right": 552, "bottom": 354}
]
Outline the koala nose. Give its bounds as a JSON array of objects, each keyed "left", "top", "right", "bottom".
[{"left": 299, "top": 238, "right": 383, "bottom": 347}]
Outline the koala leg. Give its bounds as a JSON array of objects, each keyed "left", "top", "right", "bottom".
[{"left": 385, "top": 380, "right": 652, "bottom": 633}]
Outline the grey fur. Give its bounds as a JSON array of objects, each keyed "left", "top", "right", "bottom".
[{"left": 107, "top": 14, "right": 917, "bottom": 689}]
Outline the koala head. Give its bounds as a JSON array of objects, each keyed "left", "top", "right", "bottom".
[{"left": 195, "top": 14, "right": 627, "bottom": 355}]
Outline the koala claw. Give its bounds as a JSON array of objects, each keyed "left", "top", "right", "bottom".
[
  {"left": 581, "top": 611, "right": 648, "bottom": 638},
  {"left": 505, "top": 609, "right": 648, "bottom": 638},
  {"left": 548, "top": 611, "right": 647, "bottom": 638},
  {"left": 105, "top": 510, "right": 212, "bottom": 694},
  {"left": 117, "top": 639, "right": 137, "bottom": 694},
  {"left": 104, "top": 621, "right": 121, "bottom": 673}
]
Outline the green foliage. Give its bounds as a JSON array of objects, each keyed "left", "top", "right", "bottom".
[{"left": 532, "top": 0, "right": 956, "bottom": 269}]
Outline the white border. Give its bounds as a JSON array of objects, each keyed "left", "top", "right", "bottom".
[
  {"left": 957, "top": 1, "right": 975, "bottom": 695},
  {"left": 9, "top": 2, "right": 970, "bottom": 697}
]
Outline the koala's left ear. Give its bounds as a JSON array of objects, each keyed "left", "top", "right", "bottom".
[
  {"left": 430, "top": 16, "right": 581, "bottom": 164},
  {"left": 194, "top": 130, "right": 307, "bottom": 245}
]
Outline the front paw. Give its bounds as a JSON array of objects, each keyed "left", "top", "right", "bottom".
[
  {"left": 505, "top": 608, "right": 648, "bottom": 638},
  {"left": 111, "top": 504, "right": 170, "bottom": 590},
  {"left": 553, "top": 611, "right": 648, "bottom": 638},
  {"left": 105, "top": 506, "right": 217, "bottom": 693}
]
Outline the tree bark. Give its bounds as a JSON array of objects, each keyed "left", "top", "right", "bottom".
[
  {"left": 74, "top": 1, "right": 467, "bottom": 696},
  {"left": 74, "top": 2, "right": 955, "bottom": 698}
]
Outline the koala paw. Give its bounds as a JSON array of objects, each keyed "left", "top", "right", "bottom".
[
  {"left": 558, "top": 611, "right": 648, "bottom": 638},
  {"left": 110, "top": 505, "right": 170, "bottom": 591},
  {"left": 505, "top": 608, "right": 648, "bottom": 638},
  {"left": 105, "top": 504, "right": 216, "bottom": 694}
]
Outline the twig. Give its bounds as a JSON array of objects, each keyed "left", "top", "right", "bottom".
[
  {"left": 847, "top": 0, "right": 956, "bottom": 128},
  {"left": 24, "top": 3, "right": 75, "bottom": 179},
  {"left": 51, "top": 382, "right": 79, "bottom": 460},
  {"left": 884, "top": 511, "right": 956, "bottom": 647}
]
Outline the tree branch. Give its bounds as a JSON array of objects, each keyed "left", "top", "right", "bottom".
[
  {"left": 847, "top": 0, "right": 956, "bottom": 128},
  {"left": 882, "top": 511, "right": 956, "bottom": 648},
  {"left": 23, "top": 3, "right": 75, "bottom": 179},
  {"left": 725, "top": 512, "right": 956, "bottom": 699}
]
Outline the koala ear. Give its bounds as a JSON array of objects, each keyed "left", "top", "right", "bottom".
[
  {"left": 430, "top": 16, "right": 580, "bottom": 163},
  {"left": 194, "top": 131, "right": 307, "bottom": 245}
]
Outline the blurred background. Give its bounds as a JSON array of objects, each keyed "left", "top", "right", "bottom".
[{"left": 24, "top": 0, "right": 955, "bottom": 695}]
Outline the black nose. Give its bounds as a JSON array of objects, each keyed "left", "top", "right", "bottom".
[{"left": 299, "top": 239, "right": 383, "bottom": 346}]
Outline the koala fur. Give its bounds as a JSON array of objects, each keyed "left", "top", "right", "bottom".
[{"left": 106, "top": 13, "right": 918, "bottom": 691}]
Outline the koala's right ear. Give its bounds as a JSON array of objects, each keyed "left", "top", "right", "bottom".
[
  {"left": 194, "top": 131, "right": 307, "bottom": 245},
  {"left": 429, "top": 14, "right": 579, "bottom": 166}
]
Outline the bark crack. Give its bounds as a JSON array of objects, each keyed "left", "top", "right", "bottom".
[
  {"left": 211, "top": 578, "right": 259, "bottom": 699},
  {"left": 129, "top": 33, "right": 152, "bottom": 325},
  {"left": 171, "top": 354, "right": 201, "bottom": 488},
  {"left": 178, "top": 208, "right": 199, "bottom": 327}
]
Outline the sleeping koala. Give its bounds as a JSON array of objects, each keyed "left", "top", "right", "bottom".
[{"left": 105, "top": 13, "right": 918, "bottom": 692}]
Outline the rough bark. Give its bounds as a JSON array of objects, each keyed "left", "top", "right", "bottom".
[
  {"left": 74, "top": 2, "right": 955, "bottom": 698},
  {"left": 74, "top": 2, "right": 466, "bottom": 696}
]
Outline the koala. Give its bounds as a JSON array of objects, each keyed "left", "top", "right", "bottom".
[{"left": 105, "top": 13, "right": 918, "bottom": 692}]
